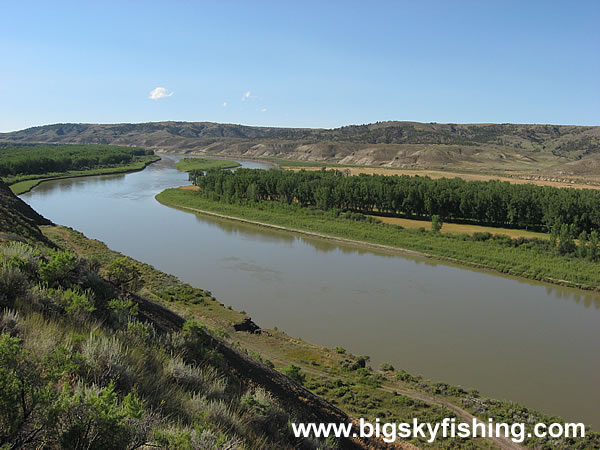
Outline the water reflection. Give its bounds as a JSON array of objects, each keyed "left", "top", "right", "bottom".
[
  {"left": 187, "top": 210, "right": 600, "bottom": 309},
  {"left": 20, "top": 156, "right": 600, "bottom": 429}
]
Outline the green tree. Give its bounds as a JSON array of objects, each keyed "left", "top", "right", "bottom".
[
  {"left": 431, "top": 215, "right": 443, "bottom": 233},
  {"left": 39, "top": 250, "right": 78, "bottom": 288},
  {"left": 106, "top": 258, "right": 142, "bottom": 291},
  {"left": 577, "top": 231, "right": 588, "bottom": 259},
  {"left": 558, "top": 224, "right": 576, "bottom": 255},
  {"left": 589, "top": 231, "right": 599, "bottom": 262},
  {"left": 246, "top": 182, "right": 258, "bottom": 202},
  {"left": 550, "top": 219, "right": 560, "bottom": 249}
]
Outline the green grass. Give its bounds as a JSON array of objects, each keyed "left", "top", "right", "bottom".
[
  {"left": 175, "top": 157, "right": 240, "bottom": 172},
  {"left": 7, "top": 157, "right": 160, "bottom": 194},
  {"left": 156, "top": 188, "right": 600, "bottom": 290}
]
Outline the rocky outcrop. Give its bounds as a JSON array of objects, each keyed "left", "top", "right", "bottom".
[{"left": 233, "top": 317, "right": 261, "bottom": 334}]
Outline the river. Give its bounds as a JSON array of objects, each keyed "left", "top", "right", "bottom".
[{"left": 21, "top": 155, "right": 600, "bottom": 428}]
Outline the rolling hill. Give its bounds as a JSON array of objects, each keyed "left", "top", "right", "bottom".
[{"left": 1, "top": 121, "right": 599, "bottom": 176}]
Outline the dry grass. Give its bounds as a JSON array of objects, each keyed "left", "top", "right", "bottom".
[
  {"left": 375, "top": 216, "right": 549, "bottom": 240},
  {"left": 288, "top": 166, "right": 600, "bottom": 190}
]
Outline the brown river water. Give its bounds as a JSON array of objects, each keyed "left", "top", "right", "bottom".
[{"left": 21, "top": 156, "right": 600, "bottom": 429}]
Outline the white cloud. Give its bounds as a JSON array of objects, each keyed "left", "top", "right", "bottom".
[
  {"left": 149, "top": 87, "right": 174, "bottom": 100},
  {"left": 241, "top": 90, "right": 259, "bottom": 101},
  {"left": 223, "top": 102, "right": 228, "bottom": 107},
  {"left": 258, "top": 108, "right": 267, "bottom": 112}
]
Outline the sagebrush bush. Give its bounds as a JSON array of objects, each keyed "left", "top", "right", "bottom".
[
  {"left": 241, "top": 388, "right": 291, "bottom": 437},
  {"left": 57, "top": 381, "right": 155, "bottom": 449},
  {"left": 18, "top": 284, "right": 57, "bottom": 314},
  {"left": 0, "top": 308, "right": 20, "bottom": 335},
  {"left": 0, "top": 241, "right": 40, "bottom": 276},
  {"left": 204, "top": 400, "right": 244, "bottom": 436},
  {"left": 165, "top": 357, "right": 226, "bottom": 400},
  {"left": 0, "top": 263, "right": 28, "bottom": 307},
  {"left": 82, "top": 334, "right": 131, "bottom": 388}
]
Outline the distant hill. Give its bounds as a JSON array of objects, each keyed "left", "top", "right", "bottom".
[{"left": 2, "top": 121, "right": 599, "bottom": 175}]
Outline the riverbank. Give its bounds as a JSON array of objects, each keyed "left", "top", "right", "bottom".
[
  {"left": 42, "top": 224, "right": 599, "bottom": 447},
  {"left": 156, "top": 188, "right": 600, "bottom": 291},
  {"left": 8, "top": 155, "right": 160, "bottom": 195}
]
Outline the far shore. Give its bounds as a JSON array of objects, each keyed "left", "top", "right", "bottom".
[
  {"left": 10, "top": 157, "right": 160, "bottom": 195},
  {"left": 157, "top": 187, "right": 597, "bottom": 293}
]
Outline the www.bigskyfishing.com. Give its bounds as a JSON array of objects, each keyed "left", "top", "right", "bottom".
[{"left": 292, "top": 417, "right": 585, "bottom": 443}]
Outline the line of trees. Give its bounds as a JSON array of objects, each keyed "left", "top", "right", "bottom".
[
  {"left": 0, "top": 144, "right": 154, "bottom": 177},
  {"left": 190, "top": 168, "right": 600, "bottom": 234}
]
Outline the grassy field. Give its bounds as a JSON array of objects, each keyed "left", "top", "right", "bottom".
[
  {"left": 157, "top": 188, "right": 600, "bottom": 290},
  {"left": 8, "top": 157, "right": 160, "bottom": 194},
  {"left": 175, "top": 157, "right": 240, "bottom": 172},
  {"left": 42, "top": 225, "right": 600, "bottom": 448}
]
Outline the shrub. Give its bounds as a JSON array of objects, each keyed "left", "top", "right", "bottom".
[
  {"left": 57, "top": 382, "right": 151, "bottom": 449},
  {"left": 0, "top": 242, "right": 40, "bottom": 277},
  {"left": 181, "top": 320, "right": 216, "bottom": 363},
  {"left": 19, "top": 284, "right": 57, "bottom": 313},
  {"left": 0, "top": 333, "right": 57, "bottom": 448},
  {"left": 108, "top": 297, "right": 139, "bottom": 328},
  {"left": 0, "top": 263, "right": 28, "bottom": 308},
  {"left": 62, "top": 288, "right": 95, "bottom": 319},
  {"left": 204, "top": 400, "right": 243, "bottom": 435},
  {"left": 39, "top": 250, "right": 78, "bottom": 287},
  {"left": 124, "top": 319, "right": 154, "bottom": 344},
  {"left": 241, "top": 388, "right": 290, "bottom": 438},
  {"left": 282, "top": 364, "right": 305, "bottom": 385},
  {"left": 0, "top": 308, "right": 21, "bottom": 337},
  {"left": 106, "top": 257, "right": 142, "bottom": 291},
  {"left": 82, "top": 334, "right": 130, "bottom": 387},
  {"left": 380, "top": 362, "right": 395, "bottom": 371},
  {"left": 165, "top": 357, "right": 226, "bottom": 400},
  {"left": 471, "top": 232, "right": 492, "bottom": 241}
]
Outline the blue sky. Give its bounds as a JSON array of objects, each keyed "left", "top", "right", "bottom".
[{"left": 1, "top": 1, "right": 598, "bottom": 132}]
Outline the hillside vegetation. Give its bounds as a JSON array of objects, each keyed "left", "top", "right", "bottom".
[
  {"left": 0, "top": 180, "right": 365, "bottom": 450},
  {"left": 2, "top": 121, "right": 599, "bottom": 177}
]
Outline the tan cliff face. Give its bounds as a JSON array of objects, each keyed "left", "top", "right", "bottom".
[{"left": 1, "top": 120, "right": 599, "bottom": 175}]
